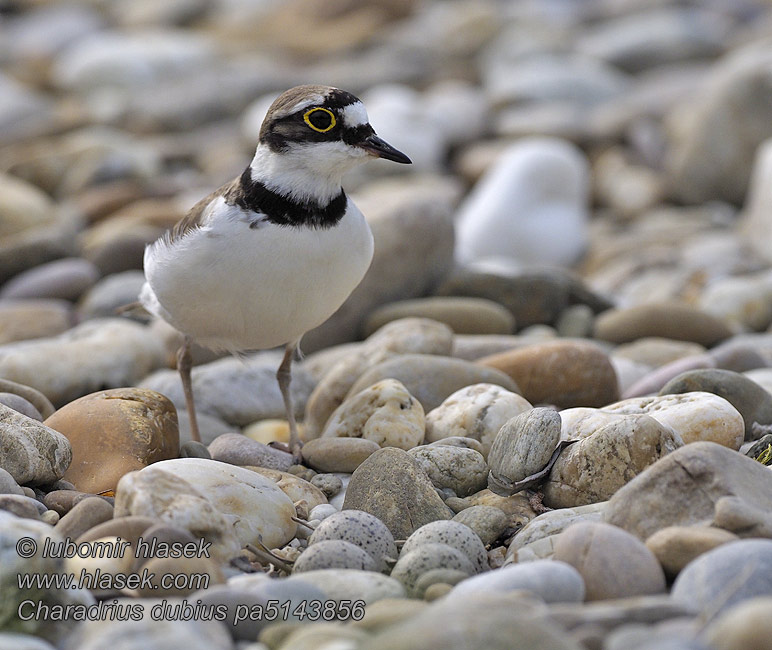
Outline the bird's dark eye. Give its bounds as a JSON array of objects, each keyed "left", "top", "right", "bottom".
[{"left": 303, "top": 107, "right": 336, "bottom": 133}]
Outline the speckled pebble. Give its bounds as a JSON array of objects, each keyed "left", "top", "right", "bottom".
[
  {"left": 294, "top": 539, "right": 378, "bottom": 573},
  {"left": 391, "top": 542, "right": 476, "bottom": 597},
  {"left": 309, "top": 509, "right": 397, "bottom": 572},
  {"left": 400, "top": 520, "right": 488, "bottom": 573},
  {"left": 408, "top": 445, "right": 488, "bottom": 497}
]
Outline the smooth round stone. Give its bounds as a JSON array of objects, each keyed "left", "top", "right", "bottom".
[
  {"left": 553, "top": 521, "right": 666, "bottom": 601},
  {"left": 699, "top": 270, "right": 772, "bottom": 331},
  {"left": 131, "top": 523, "right": 198, "bottom": 570},
  {"left": 446, "top": 559, "right": 585, "bottom": 604},
  {"left": 136, "top": 556, "right": 224, "bottom": 597},
  {"left": 75, "top": 515, "right": 156, "bottom": 546},
  {"left": 303, "top": 318, "right": 453, "bottom": 439},
  {"left": 0, "top": 633, "right": 56, "bottom": 650},
  {"left": 246, "top": 467, "right": 327, "bottom": 510},
  {"left": 595, "top": 303, "right": 733, "bottom": 346},
  {"left": 0, "top": 258, "right": 99, "bottom": 301},
  {"left": 309, "top": 509, "right": 397, "bottom": 572},
  {"left": 179, "top": 440, "right": 210, "bottom": 459},
  {"left": 310, "top": 473, "right": 342, "bottom": 498},
  {"left": 0, "top": 300, "right": 74, "bottom": 345},
  {"left": 0, "top": 318, "right": 167, "bottom": 407},
  {"left": 364, "top": 297, "right": 515, "bottom": 336},
  {"left": 352, "top": 597, "right": 429, "bottom": 632},
  {"left": 0, "top": 172, "right": 55, "bottom": 238},
  {"left": 672, "top": 540, "right": 772, "bottom": 618},
  {"left": 42, "top": 490, "right": 111, "bottom": 516},
  {"left": 294, "top": 539, "right": 378, "bottom": 573},
  {"left": 645, "top": 526, "right": 739, "bottom": 579},
  {"left": 414, "top": 569, "right": 469, "bottom": 599},
  {"left": 612, "top": 338, "right": 707, "bottom": 368},
  {"left": 287, "top": 569, "right": 406, "bottom": 604},
  {"left": 54, "top": 496, "right": 114, "bottom": 541},
  {"left": 0, "top": 378, "right": 54, "bottom": 420},
  {"left": 309, "top": 504, "right": 337, "bottom": 521},
  {"left": 659, "top": 369, "right": 772, "bottom": 440},
  {"left": 208, "top": 432, "right": 292, "bottom": 471},
  {"left": 321, "top": 379, "right": 425, "bottom": 450},
  {"left": 77, "top": 270, "right": 147, "bottom": 320},
  {"left": 64, "top": 534, "right": 134, "bottom": 591},
  {"left": 602, "top": 392, "right": 744, "bottom": 449},
  {"left": 704, "top": 597, "right": 772, "bottom": 650},
  {"left": 301, "top": 437, "right": 380, "bottom": 473},
  {"left": 0, "top": 392, "right": 42, "bottom": 421},
  {"left": 452, "top": 506, "right": 509, "bottom": 545},
  {"left": 426, "top": 436, "right": 484, "bottom": 454},
  {"left": 408, "top": 445, "right": 488, "bottom": 497},
  {"left": 425, "top": 383, "right": 532, "bottom": 457},
  {"left": 391, "top": 543, "right": 475, "bottom": 597},
  {"left": 141, "top": 352, "right": 315, "bottom": 428},
  {"left": 400, "top": 520, "right": 488, "bottom": 574},
  {"left": 454, "top": 138, "right": 589, "bottom": 268},
  {"left": 342, "top": 448, "right": 453, "bottom": 540},
  {"left": 0, "top": 467, "right": 23, "bottom": 496},
  {"left": 0, "top": 403, "right": 72, "bottom": 485},
  {"left": 115, "top": 457, "right": 297, "bottom": 556},
  {"left": 0, "top": 494, "right": 42, "bottom": 519},
  {"left": 478, "top": 340, "right": 619, "bottom": 408},
  {"left": 347, "top": 354, "right": 519, "bottom": 414},
  {"left": 543, "top": 414, "right": 681, "bottom": 508},
  {"left": 605, "top": 442, "right": 772, "bottom": 541},
  {"left": 554, "top": 304, "right": 595, "bottom": 338},
  {"left": 488, "top": 408, "right": 561, "bottom": 493},
  {"left": 45, "top": 387, "right": 179, "bottom": 493}
]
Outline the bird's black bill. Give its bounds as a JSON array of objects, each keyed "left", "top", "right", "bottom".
[{"left": 359, "top": 134, "right": 412, "bottom": 164}]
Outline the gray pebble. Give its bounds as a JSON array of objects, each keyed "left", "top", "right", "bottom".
[
  {"left": 391, "top": 542, "right": 475, "bottom": 597},
  {"left": 310, "top": 473, "right": 343, "bottom": 498},
  {"left": 293, "top": 539, "right": 377, "bottom": 573}
]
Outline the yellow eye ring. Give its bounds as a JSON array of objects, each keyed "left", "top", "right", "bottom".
[{"left": 303, "top": 107, "right": 336, "bottom": 133}]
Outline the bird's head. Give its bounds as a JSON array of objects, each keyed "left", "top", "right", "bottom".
[{"left": 252, "top": 85, "right": 411, "bottom": 203}]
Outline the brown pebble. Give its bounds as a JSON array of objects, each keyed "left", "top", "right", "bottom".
[{"left": 55, "top": 496, "right": 115, "bottom": 541}]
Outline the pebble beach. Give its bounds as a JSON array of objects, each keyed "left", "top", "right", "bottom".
[{"left": 2, "top": 0, "right": 772, "bottom": 649}]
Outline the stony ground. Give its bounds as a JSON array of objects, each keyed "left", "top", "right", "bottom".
[{"left": 2, "top": 0, "right": 772, "bottom": 649}]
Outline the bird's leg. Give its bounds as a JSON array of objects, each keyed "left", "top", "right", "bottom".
[
  {"left": 277, "top": 341, "right": 302, "bottom": 463},
  {"left": 176, "top": 335, "right": 201, "bottom": 443}
]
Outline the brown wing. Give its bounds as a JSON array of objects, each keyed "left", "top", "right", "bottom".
[{"left": 167, "top": 177, "right": 242, "bottom": 244}]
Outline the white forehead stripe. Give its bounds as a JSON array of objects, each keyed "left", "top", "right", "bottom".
[
  {"left": 274, "top": 94, "right": 327, "bottom": 120},
  {"left": 342, "top": 101, "right": 369, "bottom": 127}
]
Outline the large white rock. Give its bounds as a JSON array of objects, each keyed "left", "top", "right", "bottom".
[
  {"left": 455, "top": 138, "right": 590, "bottom": 268},
  {"left": 114, "top": 458, "right": 297, "bottom": 556}
]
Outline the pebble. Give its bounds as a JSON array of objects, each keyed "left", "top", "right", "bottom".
[
  {"left": 131, "top": 523, "right": 198, "bottom": 569},
  {"left": 247, "top": 466, "right": 327, "bottom": 511},
  {"left": 44, "top": 387, "right": 178, "bottom": 493},
  {"left": 424, "top": 383, "right": 532, "bottom": 457},
  {"left": 0, "top": 300, "right": 74, "bottom": 345},
  {"left": 42, "top": 490, "right": 112, "bottom": 516},
  {"left": 0, "top": 633, "right": 56, "bottom": 650},
  {"left": 287, "top": 569, "right": 406, "bottom": 605},
  {"left": 454, "top": 137, "right": 590, "bottom": 267},
  {"left": 0, "top": 378, "right": 54, "bottom": 420},
  {"left": 478, "top": 340, "right": 619, "bottom": 408},
  {"left": 140, "top": 352, "right": 315, "bottom": 426},
  {"left": 300, "top": 437, "right": 380, "bottom": 473},
  {"left": 414, "top": 569, "right": 469, "bottom": 599},
  {"left": 0, "top": 494, "right": 43, "bottom": 519},
  {"left": 0, "top": 467, "right": 24, "bottom": 496},
  {"left": 347, "top": 354, "right": 519, "bottom": 414},
  {"left": 451, "top": 506, "right": 509, "bottom": 545},
  {"left": 0, "top": 392, "right": 43, "bottom": 421},
  {"left": 115, "top": 457, "right": 297, "bottom": 556},
  {"left": 310, "top": 473, "right": 342, "bottom": 498},
  {"left": 352, "top": 597, "right": 429, "bottom": 632},
  {"left": 671, "top": 539, "right": 772, "bottom": 619},
  {"left": 303, "top": 318, "right": 453, "bottom": 438},
  {"left": 699, "top": 269, "right": 772, "bottom": 331},
  {"left": 309, "top": 504, "right": 337, "bottom": 521},
  {"left": 207, "top": 433, "right": 292, "bottom": 471},
  {"left": 553, "top": 521, "right": 666, "bottom": 601},
  {"left": 594, "top": 302, "right": 733, "bottom": 346},
  {"left": 309, "top": 509, "right": 397, "bottom": 573},
  {"left": 605, "top": 441, "right": 772, "bottom": 541},
  {"left": 543, "top": 413, "right": 681, "bottom": 508},
  {"left": 0, "top": 173, "right": 55, "bottom": 238},
  {"left": 703, "top": 597, "right": 772, "bottom": 650},
  {"left": 744, "top": 138, "right": 772, "bottom": 264},
  {"left": 391, "top": 543, "right": 475, "bottom": 597},
  {"left": 0, "top": 403, "right": 72, "bottom": 485},
  {"left": 179, "top": 440, "right": 210, "bottom": 459},
  {"left": 54, "top": 496, "right": 114, "bottom": 541},
  {"left": 293, "top": 539, "right": 378, "bottom": 573},
  {"left": 321, "top": 379, "right": 425, "bottom": 450},
  {"left": 612, "top": 337, "right": 707, "bottom": 368},
  {"left": 602, "top": 392, "right": 744, "bottom": 449},
  {"left": 342, "top": 448, "right": 453, "bottom": 540},
  {"left": 301, "top": 177, "right": 457, "bottom": 352},
  {"left": 645, "top": 526, "right": 740, "bottom": 580},
  {"left": 364, "top": 297, "right": 515, "bottom": 336},
  {"left": 426, "top": 436, "right": 485, "bottom": 454},
  {"left": 408, "top": 445, "right": 488, "bottom": 497},
  {"left": 446, "top": 559, "right": 585, "bottom": 604},
  {"left": 659, "top": 369, "right": 772, "bottom": 440},
  {"left": 436, "top": 269, "right": 611, "bottom": 330},
  {"left": 487, "top": 408, "right": 562, "bottom": 494},
  {"left": 76, "top": 270, "right": 147, "bottom": 320},
  {"left": 0, "top": 318, "right": 166, "bottom": 406},
  {"left": 400, "top": 520, "right": 488, "bottom": 574},
  {"left": 0, "top": 258, "right": 99, "bottom": 302}
]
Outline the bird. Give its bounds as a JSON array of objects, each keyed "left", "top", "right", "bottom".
[{"left": 139, "top": 84, "right": 411, "bottom": 459}]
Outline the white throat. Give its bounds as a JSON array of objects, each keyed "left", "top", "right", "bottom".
[{"left": 249, "top": 142, "right": 368, "bottom": 205}]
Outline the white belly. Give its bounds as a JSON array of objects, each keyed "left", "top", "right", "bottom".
[{"left": 142, "top": 200, "right": 374, "bottom": 351}]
